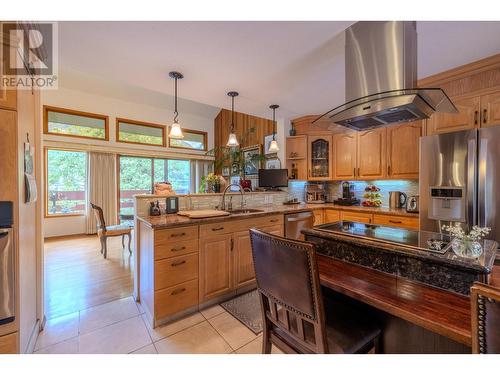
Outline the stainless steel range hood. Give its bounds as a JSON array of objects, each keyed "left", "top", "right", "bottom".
[{"left": 314, "top": 21, "right": 457, "bottom": 131}]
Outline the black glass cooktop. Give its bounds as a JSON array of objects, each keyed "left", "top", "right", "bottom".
[{"left": 314, "top": 221, "right": 452, "bottom": 253}]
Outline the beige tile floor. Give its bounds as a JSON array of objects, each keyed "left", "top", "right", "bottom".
[{"left": 34, "top": 296, "right": 283, "bottom": 354}]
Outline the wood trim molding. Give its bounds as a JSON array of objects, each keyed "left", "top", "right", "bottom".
[
  {"left": 167, "top": 127, "right": 208, "bottom": 152},
  {"left": 115, "top": 117, "right": 167, "bottom": 147},
  {"left": 43, "top": 105, "right": 109, "bottom": 141}
]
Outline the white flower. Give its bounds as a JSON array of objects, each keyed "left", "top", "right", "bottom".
[{"left": 442, "top": 223, "right": 490, "bottom": 241}]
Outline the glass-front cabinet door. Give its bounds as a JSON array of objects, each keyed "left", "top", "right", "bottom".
[{"left": 307, "top": 135, "right": 332, "bottom": 180}]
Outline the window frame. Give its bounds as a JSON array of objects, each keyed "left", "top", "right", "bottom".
[
  {"left": 116, "top": 117, "right": 166, "bottom": 147},
  {"left": 44, "top": 147, "right": 88, "bottom": 218},
  {"left": 43, "top": 105, "right": 109, "bottom": 141},
  {"left": 167, "top": 127, "right": 208, "bottom": 151}
]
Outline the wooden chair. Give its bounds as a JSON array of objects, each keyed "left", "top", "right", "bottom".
[
  {"left": 471, "top": 282, "right": 500, "bottom": 354},
  {"left": 90, "top": 203, "right": 132, "bottom": 259},
  {"left": 249, "top": 228, "right": 381, "bottom": 354}
]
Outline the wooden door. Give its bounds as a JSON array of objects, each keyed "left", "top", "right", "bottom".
[
  {"left": 387, "top": 121, "right": 423, "bottom": 179},
  {"left": 307, "top": 135, "right": 332, "bottom": 180},
  {"left": 357, "top": 127, "right": 386, "bottom": 179},
  {"left": 332, "top": 132, "right": 357, "bottom": 180},
  {"left": 233, "top": 230, "right": 255, "bottom": 289},
  {"left": 427, "top": 95, "right": 480, "bottom": 135},
  {"left": 480, "top": 91, "right": 500, "bottom": 127},
  {"left": 199, "top": 234, "right": 233, "bottom": 302}
]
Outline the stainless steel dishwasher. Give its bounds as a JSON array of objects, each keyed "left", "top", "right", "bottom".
[{"left": 284, "top": 211, "right": 314, "bottom": 240}]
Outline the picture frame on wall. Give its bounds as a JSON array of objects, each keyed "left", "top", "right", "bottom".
[
  {"left": 265, "top": 157, "right": 281, "bottom": 169},
  {"left": 263, "top": 134, "right": 277, "bottom": 155},
  {"left": 222, "top": 166, "right": 230, "bottom": 177},
  {"left": 242, "top": 144, "right": 262, "bottom": 176}
]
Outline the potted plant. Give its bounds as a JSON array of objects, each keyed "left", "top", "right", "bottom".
[
  {"left": 200, "top": 173, "right": 221, "bottom": 193},
  {"left": 441, "top": 223, "right": 491, "bottom": 258}
]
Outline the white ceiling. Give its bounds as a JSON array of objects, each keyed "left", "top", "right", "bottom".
[{"left": 58, "top": 21, "right": 500, "bottom": 120}]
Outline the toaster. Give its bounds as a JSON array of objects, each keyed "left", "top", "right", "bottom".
[{"left": 406, "top": 195, "right": 419, "bottom": 213}]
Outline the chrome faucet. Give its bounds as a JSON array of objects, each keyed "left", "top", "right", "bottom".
[{"left": 221, "top": 184, "right": 244, "bottom": 211}]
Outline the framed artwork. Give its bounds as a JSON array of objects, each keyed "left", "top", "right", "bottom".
[
  {"left": 242, "top": 144, "right": 262, "bottom": 176},
  {"left": 222, "top": 166, "right": 230, "bottom": 177},
  {"left": 264, "top": 134, "right": 277, "bottom": 155},
  {"left": 265, "top": 157, "right": 281, "bottom": 170}
]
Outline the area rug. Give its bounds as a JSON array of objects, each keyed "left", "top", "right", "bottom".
[{"left": 220, "top": 289, "right": 262, "bottom": 334}]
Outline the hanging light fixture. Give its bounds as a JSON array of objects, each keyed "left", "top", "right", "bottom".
[
  {"left": 268, "top": 104, "right": 280, "bottom": 153},
  {"left": 168, "top": 71, "right": 184, "bottom": 139},
  {"left": 226, "top": 91, "right": 239, "bottom": 147}
]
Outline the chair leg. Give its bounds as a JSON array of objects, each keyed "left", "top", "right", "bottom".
[
  {"left": 127, "top": 233, "right": 132, "bottom": 254},
  {"left": 262, "top": 325, "right": 272, "bottom": 354},
  {"left": 99, "top": 236, "right": 104, "bottom": 254},
  {"left": 121, "top": 234, "right": 125, "bottom": 248},
  {"left": 103, "top": 237, "right": 108, "bottom": 259},
  {"left": 373, "top": 335, "right": 382, "bottom": 354}
]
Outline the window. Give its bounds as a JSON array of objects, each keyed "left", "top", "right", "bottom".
[
  {"left": 46, "top": 149, "right": 87, "bottom": 217},
  {"left": 44, "top": 106, "right": 108, "bottom": 140},
  {"left": 118, "top": 156, "right": 191, "bottom": 218},
  {"left": 116, "top": 118, "right": 165, "bottom": 146},
  {"left": 168, "top": 128, "right": 207, "bottom": 151}
]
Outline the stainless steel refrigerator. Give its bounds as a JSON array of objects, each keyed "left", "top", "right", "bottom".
[{"left": 420, "top": 125, "right": 500, "bottom": 246}]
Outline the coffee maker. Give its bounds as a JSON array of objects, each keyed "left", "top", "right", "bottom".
[
  {"left": 305, "top": 183, "right": 326, "bottom": 204},
  {"left": 333, "top": 182, "right": 360, "bottom": 206}
]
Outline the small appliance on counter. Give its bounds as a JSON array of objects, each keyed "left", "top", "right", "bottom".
[
  {"left": 389, "top": 191, "right": 407, "bottom": 209},
  {"left": 333, "top": 181, "right": 359, "bottom": 206},
  {"left": 166, "top": 196, "right": 179, "bottom": 214},
  {"left": 406, "top": 195, "right": 419, "bottom": 213},
  {"left": 305, "top": 183, "right": 326, "bottom": 204}
]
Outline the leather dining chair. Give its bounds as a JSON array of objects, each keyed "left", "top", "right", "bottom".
[
  {"left": 249, "top": 228, "right": 381, "bottom": 354},
  {"left": 90, "top": 203, "right": 132, "bottom": 259},
  {"left": 471, "top": 282, "right": 500, "bottom": 354}
]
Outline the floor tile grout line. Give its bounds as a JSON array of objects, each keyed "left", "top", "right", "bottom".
[
  {"left": 152, "top": 319, "right": 209, "bottom": 345},
  {"left": 205, "top": 315, "right": 242, "bottom": 353},
  {"left": 207, "top": 312, "right": 259, "bottom": 352},
  {"left": 78, "top": 312, "right": 143, "bottom": 339}
]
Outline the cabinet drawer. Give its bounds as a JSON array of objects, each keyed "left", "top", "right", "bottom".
[
  {"left": 155, "top": 226, "right": 198, "bottom": 244},
  {"left": 373, "top": 214, "right": 419, "bottom": 229},
  {"left": 341, "top": 211, "right": 373, "bottom": 224},
  {"left": 259, "top": 224, "right": 283, "bottom": 236},
  {"left": 200, "top": 221, "right": 238, "bottom": 237},
  {"left": 0, "top": 332, "right": 18, "bottom": 354},
  {"left": 155, "top": 239, "right": 198, "bottom": 260},
  {"left": 155, "top": 253, "right": 198, "bottom": 290},
  {"left": 155, "top": 279, "right": 198, "bottom": 319},
  {"left": 252, "top": 214, "right": 283, "bottom": 228},
  {"left": 324, "top": 209, "right": 340, "bottom": 224}
]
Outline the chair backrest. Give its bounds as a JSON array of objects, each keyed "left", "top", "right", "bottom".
[
  {"left": 90, "top": 202, "right": 106, "bottom": 232},
  {"left": 471, "top": 282, "right": 500, "bottom": 354},
  {"left": 249, "top": 228, "right": 328, "bottom": 353}
]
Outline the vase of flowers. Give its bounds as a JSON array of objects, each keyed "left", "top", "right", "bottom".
[
  {"left": 441, "top": 223, "right": 491, "bottom": 258},
  {"left": 201, "top": 173, "right": 221, "bottom": 193}
]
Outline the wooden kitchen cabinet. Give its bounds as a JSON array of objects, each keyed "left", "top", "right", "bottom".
[
  {"left": 332, "top": 132, "right": 357, "bottom": 180},
  {"left": 324, "top": 209, "right": 341, "bottom": 224},
  {"left": 386, "top": 121, "right": 423, "bottom": 179},
  {"left": 341, "top": 211, "right": 372, "bottom": 224},
  {"left": 0, "top": 44, "right": 17, "bottom": 111},
  {"left": 199, "top": 233, "right": 233, "bottom": 302},
  {"left": 427, "top": 95, "right": 480, "bottom": 135},
  {"left": 313, "top": 210, "right": 324, "bottom": 225},
  {"left": 0, "top": 332, "right": 18, "bottom": 354},
  {"left": 480, "top": 91, "right": 500, "bottom": 127},
  {"left": 357, "top": 128, "right": 387, "bottom": 179},
  {"left": 372, "top": 214, "right": 419, "bottom": 230},
  {"left": 308, "top": 135, "right": 333, "bottom": 180},
  {"left": 286, "top": 136, "right": 308, "bottom": 181}
]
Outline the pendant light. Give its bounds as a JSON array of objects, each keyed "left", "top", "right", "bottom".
[
  {"left": 168, "top": 71, "right": 184, "bottom": 139},
  {"left": 268, "top": 104, "right": 280, "bottom": 153},
  {"left": 226, "top": 91, "right": 240, "bottom": 147}
]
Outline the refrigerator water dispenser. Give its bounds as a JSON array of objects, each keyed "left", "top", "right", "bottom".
[{"left": 428, "top": 186, "right": 466, "bottom": 222}]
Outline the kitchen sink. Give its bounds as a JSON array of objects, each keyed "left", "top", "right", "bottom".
[{"left": 227, "top": 208, "right": 264, "bottom": 214}]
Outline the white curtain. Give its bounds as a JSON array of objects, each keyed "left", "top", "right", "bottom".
[
  {"left": 191, "top": 160, "right": 213, "bottom": 193},
  {"left": 86, "top": 152, "right": 118, "bottom": 234}
]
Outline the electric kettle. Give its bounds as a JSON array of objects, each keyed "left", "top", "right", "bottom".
[{"left": 388, "top": 191, "right": 407, "bottom": 209}]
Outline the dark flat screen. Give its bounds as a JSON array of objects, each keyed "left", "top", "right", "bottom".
[{"left": 258, "top": 169, "right": 288, "bottom": 188}]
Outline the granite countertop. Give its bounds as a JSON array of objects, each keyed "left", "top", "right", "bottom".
[
  {"left": 302, "top": 224, "right": 497, "bottom": 274},
  {"left": 136, "top": 202, "right": 417, "bottom": 229}
]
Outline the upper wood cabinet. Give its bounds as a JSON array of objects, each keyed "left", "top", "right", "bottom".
[
  {"left": 357, "top": 128, "right": 386, "bottom": 179},
  {"left": 332, "top": 132, "right": 357, "bottom": 180},
  {"left": 307, "top": 135, "right": 332, "bottom": 180},
  {"left": 0, "top": 42, "right": 17, "bottom": 111},
  {"left": 285, "top": 135, "right": 307, "bottom": 181},
  {"left": 426, "top": 96, "right": 480, "bottom": 135},
  {"left": 387, "top": 122, "right": 423, "bottom": 179},
  {"left": 481, "top": 91, "right": 500, "bottom": 127}
]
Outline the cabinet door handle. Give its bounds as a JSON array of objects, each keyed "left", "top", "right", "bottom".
[
  {"left": 171, "top": 246, "right": 186, "bottom": 252},
  {"left": 474, "top": 110, "right": 479, "bottom": 125},
  {"left": 357, "top": 167, "right": 360, "bottom": 177},
  {"left": 270, "top": 219, "right": 279, "bottom": 223},
  {"left": 483, "top": 109, "right": 488, "bottom": 124},
  {"left": 171, "top": 232, "right": 186, "bottom": 238},
  {"left": 171, "top": 260, "right": 186, "bottom": 267},
  {"left": 171, "top": 287, "right": 186, "bottom": 296},
  {"left": 353, "top": 168, "right": 356, "bottom": 177},
  {"left": 212, "top": 226, "right": 224, "bottom": 231},
  {"left": 387, "top": 165, "right": 391, "bottom": 176},
  {"left": 230, "top": 238, "right": 234, "bottom": 251},
  {"left": 389, "top": 220, "right": 403, "bottom": 224}
]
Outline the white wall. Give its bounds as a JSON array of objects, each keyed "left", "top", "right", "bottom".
[{"left": 42, "top": 86, "right": 219, "bottom": 238}]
